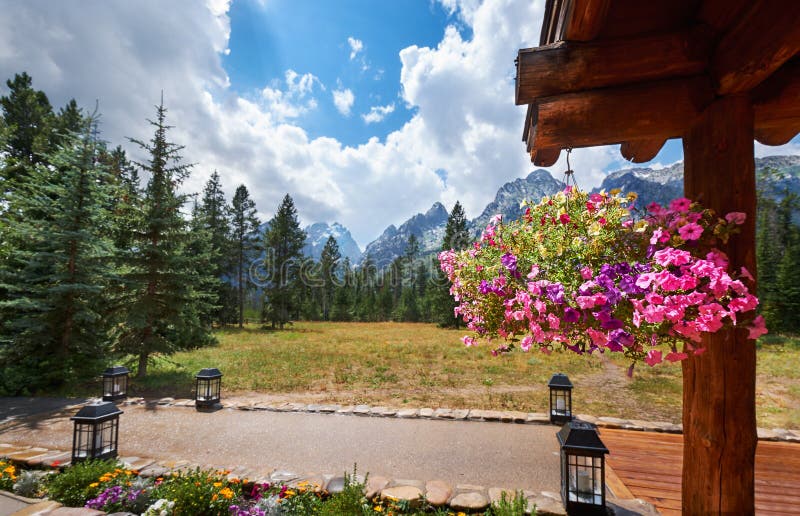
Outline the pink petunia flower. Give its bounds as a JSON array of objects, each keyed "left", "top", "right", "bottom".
[
  {"left": 725, "top": 212, "right": 746, "bottom": 225},
  {"left": 678, "top": 222, "right": 703, "bottom": 241},
  {"left": 748, "top": 315, "right": 768, "bottom": 340},
  {"left": 669, "top": 197, "right": 692, "bottom": 213},
  {"left": 644, "top": 349, "right": 663, "bottom": 366},
  {"left": 461, "top": 336, "right": 475, "bottom": 347},
  {"left": 559, "top": 213, "right": 571, "bottom": 225}
]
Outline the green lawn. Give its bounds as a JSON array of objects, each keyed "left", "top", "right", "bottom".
[{"left": 124, "top": 322, "right": 800, "bottom": 429}]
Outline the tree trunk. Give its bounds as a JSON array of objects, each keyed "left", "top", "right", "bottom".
[
  {"left": 681, "top": 95, "right": 757, "bottom": 514},
  {"left": 238, "top": 246, "right": 244, "bottom": 328},
  {"left": 137, "top": 351, "right": 148, "bottom": 379}
]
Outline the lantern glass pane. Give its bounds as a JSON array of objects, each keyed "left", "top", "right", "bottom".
[
  {"left": 566, "top": 453, "right": 603, "bottom": 505},
  {"left": 103, "top": 377, "right": 113, "bottom": 398},
  {"left": 75, "top": 423, "right": 91, "bottom": 458}
]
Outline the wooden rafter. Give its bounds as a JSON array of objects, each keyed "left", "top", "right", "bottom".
[
  {"left": 753, "top": 59, "right": 800, "bottom": 145},
  {"left": 561, "top": 0, "right": 610, "bottom": 41},
  {"left": 527, "top": 77, "right": 714, "bottom": 150},
  {"left": 620, "top": 139, "right": 667, "bottom": 163},
  {"left": 712, "top": 0, "right": 800, "bottom": 94},
  {"left": 516, "top": 29, "right": 708, "bottom": 105},
  {"left": 531, "top": 147, "right": 561, "bottom": 167}
]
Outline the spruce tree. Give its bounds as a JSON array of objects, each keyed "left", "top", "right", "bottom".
[
  {"left": 0, "top": 72, "right": 55, "bottom": 186},
  {"left": 262, "top": 194, "right": 306, "bottom": 329},
  {"left": 199, "top": 171, "right": 235, "bottom": 324},
  {"left": 0, "top": 115, "right": 115, "bottom": 393},
  {"left": 115, "top": 100, "right": 213, "bottom": 378},
  {"left": 319, "top": 236, "right": 341, "bottom": 320},
  {"left": 429, "top": 201, "right": 471, "bottom": 327},
  {"left": 229, "top": 184, "right": 260, "bottom": 327}
]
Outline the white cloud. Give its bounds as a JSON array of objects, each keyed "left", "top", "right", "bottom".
[
  {"left": 259, "top": 69, "right": 321, "bottom": 121},
  {"left": 362, "top": 103, "right": 395, "bottom": 124},
  {"left": 347, "top": 36, "right": 363, "bottom": 60},
  {"left": 332, "top": 88, "right": 354, "bottom": 116}
]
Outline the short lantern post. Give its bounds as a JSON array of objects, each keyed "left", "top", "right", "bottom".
[
  {"left": 557, "top": 420, "right": 609, "bottom": 515},
  {"left": 101, "top": 365, "right": 130, "bottom": 401},
  {"left": 195, "top": 368, "right": 223, "bottom": 409},
  {"left": 71, "top": 402, "right": 123, "bottom": 463},
  {"left": 548, "top": 372, "right": 573, "bottom": 424}
]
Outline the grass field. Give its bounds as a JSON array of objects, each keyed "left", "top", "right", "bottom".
[{"left": 121, "top": 322, "right": 800, "bottom": 429}]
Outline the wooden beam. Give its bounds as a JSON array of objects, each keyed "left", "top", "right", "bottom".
[
  {"left": 529, "top": 76, "right": 714, "bottom": 150},
  {"left": 697, "top": 0, "right": 751, "bottom": 35},
  {"left": 712, "top": 1, "right": 800, "bottom": 94},
  {"left": 682, "top": 95, "right": 757, "bottom": 514},
  {"left": 561, "top": 0, "right": 611, "bottom": 41},
  {"left": 620, "top": 139, "right": 666, "bottom": 163},
  {"left": 531, "top": 147, "right": 561, "bottom": 167},
  {"left": 516, "top": 29, "right": 708, "bottom": 105},
  {"left": 751, "top": 59, "right": 800, "bottom": 145}
]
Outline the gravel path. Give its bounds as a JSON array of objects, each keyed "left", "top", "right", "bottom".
[{"left": 0, "top": 401, "right": 561, "bottom": 492}]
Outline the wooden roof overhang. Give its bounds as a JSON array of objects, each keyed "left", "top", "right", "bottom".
[{"left": 516, "top": 0, "right": 800, "bottom": 166}]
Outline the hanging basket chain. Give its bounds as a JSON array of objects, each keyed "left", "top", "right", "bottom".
[{"left": 563, "top": 148, "right": 579, "bottom": 210}]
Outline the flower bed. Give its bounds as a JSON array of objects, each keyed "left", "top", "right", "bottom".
[{"left": 0, "top": 458, "right": 533, "bottom": 515}]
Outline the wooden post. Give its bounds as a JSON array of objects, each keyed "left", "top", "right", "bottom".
[{"left": 682, "top": 95, "right": 757, "bottom": 514}]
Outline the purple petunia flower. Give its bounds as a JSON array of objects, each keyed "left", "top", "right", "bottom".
[
  {"left": 545, "top": 283, "right": 565, "bottom": 304},
  {"left": 563, "top": 307, "right": 581, "bottom": 323}
]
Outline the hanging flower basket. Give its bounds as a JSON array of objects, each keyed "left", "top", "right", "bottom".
[{"left": 439, "top": 187, "right": 766, "bottom": 371}]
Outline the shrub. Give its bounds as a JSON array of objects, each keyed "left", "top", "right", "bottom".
[
  {"left": 44, "top": 459, "right": 123, "bottom": 507},
  {"left": 318, "top": 468, "right": 370, "bottom": 516},
  {"left": 151, "top": 468, "right": 242, "bottom": 515},
  {"left": 487, "top": 490, "right": 532, "bottom": 516},
  {"left": 13, "top": 470, "right": 44, "bottom": 498},
  {"left": 0, "top": 459, "right": 17, "bottom": 492}
]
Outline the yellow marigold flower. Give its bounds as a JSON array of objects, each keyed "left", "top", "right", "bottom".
[
  {"left": 627, "top": 192, "right": 638, "bottom": 201},
  {"left": 374, "top": 506, "right": 384, "bottom": 512},
  {"left": 212, "top": 494, "right": 218, "bottom": 502},
  {"left": 213, "top": 482, "right": 222, "bottom": 487},
  {"left": 610, "top": 188, "right": 622, "bottom": 196},
  {"left": 89, "top": 482, "right": 99, "bottom": 488},
  {"left": 285, "top": 489, "right": 296, "bottom": 498},
  {"left": 220, "top": 487, "right": 234, "bottom": 499},
  {"left": 4, "top": 466, "right": 15, "bottom": 474},
  {"left": 124, "top": 470, "right": 132, "bottom": 475}
]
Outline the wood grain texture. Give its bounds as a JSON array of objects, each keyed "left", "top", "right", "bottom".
[
  {"left": 620, "top": 139, "right": 666, "bottom": 163},
  {"left": 753, "top": 59, "right": 800, "bottom": 145},
  {"left": 562, "top": 0, "right": 610, "bottom": 41},
  {"left": 682, "top": 95, "right": 758, "bottom": 514},
  {"left": 601, "top": 428, "right": 800, "bottom": 515},
  {"left": 516, "top": 29, "right": 708, "bottom": 105},
  {"left": 531, "top": 76, "right": 713, "bottom": 149},
  {"left": 531, "top": 147, "right": 561, "bottom": 167},
  {"left": 712, "top": 0, "right": 800, "bottom": 94}
]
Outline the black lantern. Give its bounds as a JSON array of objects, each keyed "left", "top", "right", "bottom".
[
  {"left": 557, "top": 420, "right": 609, "bottom": 515},
  {"left": 102, "top": 365, "right": 130, "bottom": 401},
  {"left": 71, "top": 402, "right": 123, "bottom": 462},
  {"left": 548, "top": 372, "right": 573, "bottom": 424},
  {"left": 195, "top": 368, "right": 222, "bottom": 408}
]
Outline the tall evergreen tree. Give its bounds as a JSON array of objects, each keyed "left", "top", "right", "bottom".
[
  {"left": 318, "top": 236, "right": 341, "bottom": 320},
  {"left": 229, "top": 184, "right": 260, "bottom": 327},
  {"left": 0, "top": 115, "right": 115, "bottom": 393},
  {"left": 198, "top": 170, "right": 236, "bottom": 324},
  {"left": 429, "top": 201, "right": 471, "bottom": 327},
  {"left": 261, "top": 194, "right": 306, "bottom": 329},
  {"left": 0, "top": 73, "right": 55, "bottom": 190},
  {"left": 115, "top": 100, "right": 213, "bottom": 378}
]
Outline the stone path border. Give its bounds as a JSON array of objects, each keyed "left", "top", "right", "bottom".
[
  {"left": 118, "top": 396, "right": 800, "bottom": 443},
  {"left": 0, "top": 442, "right": 571, "bottom": 515}
]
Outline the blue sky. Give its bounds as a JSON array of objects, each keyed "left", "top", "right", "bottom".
[
  {"left": 223, "top": 0, "right": 457, "bottom": 146},
  {"left": 1, "top": 0, "right": 797, "bottom": 247}
]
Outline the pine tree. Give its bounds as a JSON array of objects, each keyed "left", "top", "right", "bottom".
[
  {"left": 319, "top": 236, "right": 341, "bottom": 320},
  {"left": 229, "top": 184, "right": 260, "bottom": 327},
  {"left": 199, "top": 171, "right": 235, "bottom": 324},
  {"left": 395, "top": 235, "right": 420, "bottom": 321},
  {"left": 429, "top": 201, "right": 471, "bottom": 327},
  {"left": 0, "top": 72, "right": 55, "bottom": 171},
  {"left": 115, "top": 99, "right": 213, "bottom": 378},
  {"left": 262, "top": 194, "right": 306, "bottom": 329},
  {"left": 101, "top": 145, "right": 141, "bottom": 252},
  {"left": 331, "top": 257, "right": 353, "bottom": 321},
  {"left": 0, "top": 114, "right": 115, "bottom": 393}
]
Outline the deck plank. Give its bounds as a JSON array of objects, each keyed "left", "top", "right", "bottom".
[{"left": 599, "top": 428, "right": 800, "bottom": 515}]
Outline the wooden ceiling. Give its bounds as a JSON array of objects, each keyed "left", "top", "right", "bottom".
[{"left": 517, "top": 0, "right": 800, "bottom": 166}]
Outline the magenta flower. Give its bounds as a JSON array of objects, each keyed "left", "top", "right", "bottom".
[
  {"left": 644, "top": 349, "right": 663, "bottom": 366},
  {"left": 725, "top": 211, "right": 746, "bottom": 225},
  {"left": 748, "top": 315, "right": 767, "bottom": 340},
  {"left": 669, "top": 197, "right": 692, "bottom": 212},
  {"left": 461, "top": 336, "right": 476, "bottom": 347},
  {"left": 559, "top": 213, "right": 571, "bottom": 224},
  {"left": 678, "top": 222, "right": 703, "bottom": 241}
]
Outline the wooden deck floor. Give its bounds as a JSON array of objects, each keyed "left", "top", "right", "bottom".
[{"left": 600, "top": 428, "right": 800, "bottom": 515}]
